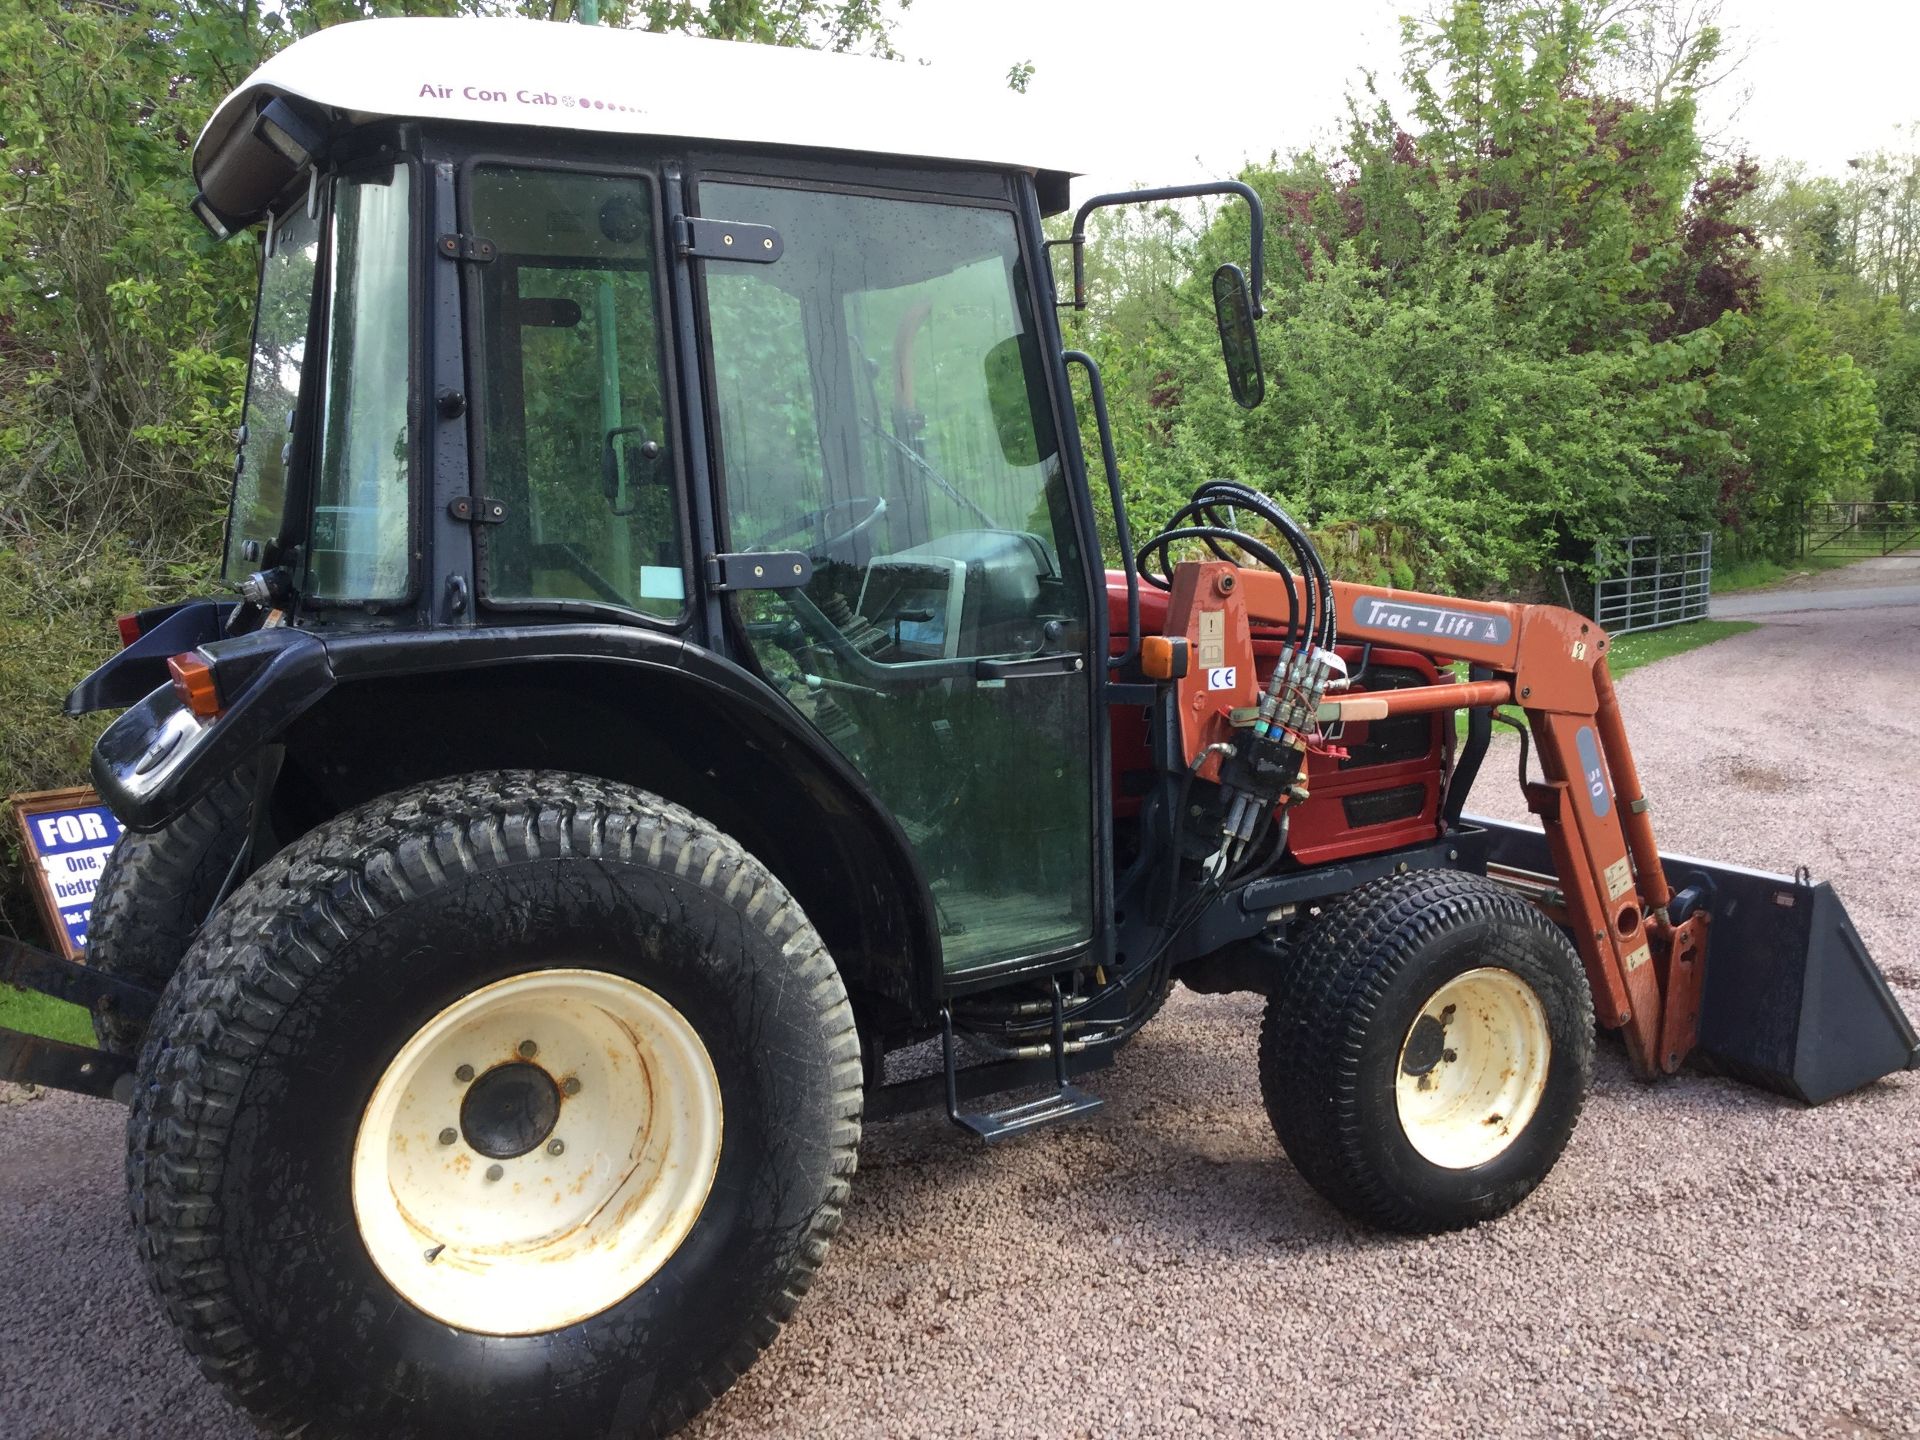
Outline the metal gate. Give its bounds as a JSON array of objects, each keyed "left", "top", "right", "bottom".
[
  {"left": 1591, "top": 532, "right": 1712, "bottom": 634},
  {"left": 1801, "top": 501, "right": 1920, "bottom": 557}
]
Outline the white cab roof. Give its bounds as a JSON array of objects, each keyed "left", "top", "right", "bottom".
[{"left": 196, "top": 17, "right": 1083, "bottom": 186}]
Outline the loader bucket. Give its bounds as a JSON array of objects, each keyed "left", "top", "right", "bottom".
[{"left": 1472, "top": 818, "right": 1919, "bottom": 1104}]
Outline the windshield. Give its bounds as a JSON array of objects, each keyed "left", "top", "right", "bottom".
[{"left": 469, "top": 166, "right": 682, "bottom": 618}]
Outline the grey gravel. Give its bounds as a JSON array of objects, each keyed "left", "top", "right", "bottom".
[{"left": 3, "top": 605, "right": 1915, "bottom": 1440}]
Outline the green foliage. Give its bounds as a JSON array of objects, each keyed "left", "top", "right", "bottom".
[
  {"left": 0, "top": 0, "right": 907, "bottom": 943},
  {"left": 1070, "top": 0, "right": 1906, "bottom": 589},
  {"left": 1710, "top": 298, "right": 1879, "bottom": 555}
]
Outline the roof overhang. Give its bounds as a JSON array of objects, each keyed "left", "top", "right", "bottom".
[{"left": 194, "top": 17, "right": 1084, "bottom": 229}]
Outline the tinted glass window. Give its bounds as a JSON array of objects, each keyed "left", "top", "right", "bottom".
[
  {"left": 309, "top": 164, "right": 412, "bottom": 600},
  {"left": 226, "top": 201, "right": 320, "bottom": 581},
  {"left": 471, "top": 167, "right": 681, "bottom": 617},
  {"left": 701, "top": 182, "right": 1092, "bottom": 973}
]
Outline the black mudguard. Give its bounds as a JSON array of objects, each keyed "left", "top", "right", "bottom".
[
  {"left": 1472, "top": 816, "right": 1919, "bottom": 1104},
  {"left": 64, "top": 600, "right": 238, "bottom": 716}
]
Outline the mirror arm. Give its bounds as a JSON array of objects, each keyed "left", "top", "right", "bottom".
[
  {"left": 1058, "top": 181, "right": 1265, "bottom": 317},
  {"left": 1063, "top": 350, "right": 1139, "bottom": 670}
]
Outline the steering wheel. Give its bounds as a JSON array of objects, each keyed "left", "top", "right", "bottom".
[{"left": 746, "top": 494, "right": 887, "bottom": 560}]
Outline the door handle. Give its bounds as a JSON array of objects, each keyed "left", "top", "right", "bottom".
[{"left": 974, "top": 652, "right": 1086, "bottom": 681}]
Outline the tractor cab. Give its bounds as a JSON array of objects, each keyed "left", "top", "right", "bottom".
[{"left": 102, "top": 16, "right": 1265, "bottom": 988}]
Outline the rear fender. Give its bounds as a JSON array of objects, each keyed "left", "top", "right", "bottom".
[
  {"left": 89, "top": 622, "right": 941, "bottom": 1027},
  {"left": 65, "top": 600, "right": 239, "bottom": 716}
]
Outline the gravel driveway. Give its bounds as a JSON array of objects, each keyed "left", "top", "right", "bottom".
[{"left": 3, "top": 603, "right": 1915, "bottom": 1440}]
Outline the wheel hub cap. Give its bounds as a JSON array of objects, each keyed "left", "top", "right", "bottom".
[
  {"left": 458, "top": 1061, "right": 560, "bottom": 1159},
  {"left": 351, "top": 969, "right": 723, "bottom": 1335},
  {"left": 1394, "top": 966, "right": 1550, "bottom": 1171}
]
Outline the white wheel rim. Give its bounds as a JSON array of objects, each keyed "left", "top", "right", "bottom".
[
  {"left": 1394, "top": 966, "right": 1550, "bottom": 1170},
  {"left": 351, "top": 968, "right": 722, "bottom": 1335}
]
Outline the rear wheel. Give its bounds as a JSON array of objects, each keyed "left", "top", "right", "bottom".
[
  {"left": 128, "top": 771, "right": 861, "bottom": 1438},
  {"left": 87, "top": 763, "right": 254, "bottom": 1053},
  {"left": 1259, "top": 869, "right": 1593, "bottom": 1232}
]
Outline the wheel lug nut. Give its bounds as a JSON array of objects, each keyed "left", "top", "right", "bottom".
[
  {"left": 562, "top": 1077, "right": 581, "bottom": 1096},
  {"left": 438, "top": 1127, "right": 458, "bottom": 1146},
  {"left": 517, "top": 1039, "right": 538, "bottom": 1059},
  {"left": 547, "top": 1139, "right": 565, "bottom": 1156},
  {"left": 455, "top": 1064, "right": 475, "bottom": 1083},
  {"left": 485, "top": 1164, "right": 504, "bottom": 1182}
]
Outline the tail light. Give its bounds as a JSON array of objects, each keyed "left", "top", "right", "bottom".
[
  {"left": 116, "top": 613, "right": 142, "bottom": 648},
  {"left": 167, "top": 652, "right": 223, "bottom": 719}
]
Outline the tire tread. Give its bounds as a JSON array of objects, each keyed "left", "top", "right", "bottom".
[
  {"left": 128, "top": 769, "right": 861, "bottom": 1439},
  {"left": 1257, "top": 868, "right": 1593, "bottom": 1233}
]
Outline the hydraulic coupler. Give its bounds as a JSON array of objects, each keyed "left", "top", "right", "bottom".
[{"left": 1208, "top": 643, "right": 1341, "bottom": 876}]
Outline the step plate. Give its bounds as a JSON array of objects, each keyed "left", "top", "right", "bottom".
[{"left": 955, "top": 1084, "right": 1104, "bottom": 1143}]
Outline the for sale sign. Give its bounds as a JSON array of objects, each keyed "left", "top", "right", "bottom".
[{"left": 11, "top": 788, "right": 123, "bottom": 960}]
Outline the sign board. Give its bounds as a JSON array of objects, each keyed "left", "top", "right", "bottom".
[{"left": 11, "top": 788, "right": 124, "bottom": 961}]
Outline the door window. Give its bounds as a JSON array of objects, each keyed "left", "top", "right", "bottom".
[
  {"left": 701, "top": 182, "right": 1093, "bottom": 972},
  {"left": 470, "top": 167, "right": 682, "bottom": 617}
]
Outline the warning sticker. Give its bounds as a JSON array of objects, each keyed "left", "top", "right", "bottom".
[
  {"left": 1197, "top": 610, "right": 1226, "bottom": 670},
  {"left": 1604, "top": 856, "right": 1633, "bottom": 901},
  {"left": 1622, "top": 943, "right": 1651, "bottom": 973}
]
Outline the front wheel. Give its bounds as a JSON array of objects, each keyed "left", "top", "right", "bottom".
[
  {"left": 128, "top": 772, "right": 861, "bottom": 1438},
  {"left": 1259, "top": 869, "right": 1593, "bottom": 1233}
]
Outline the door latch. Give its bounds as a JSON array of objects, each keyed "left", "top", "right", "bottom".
[{"left": 974, "top": 652, "right": 1086, "bottom": 681}]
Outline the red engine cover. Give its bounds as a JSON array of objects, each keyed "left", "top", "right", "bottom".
[{"left": 1105, "top": 572, "right": 1447, "bottom": 866}]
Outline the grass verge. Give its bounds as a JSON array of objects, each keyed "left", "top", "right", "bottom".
[
  {"left": 0, "top": 981, "right": 93, "bottom": 1048},
  {"left": 1712, "top": 552, "right": 1865, "bottom": 593},
  {"left": 1605, "top": 618, "right": 1761, "bottom": 677}
]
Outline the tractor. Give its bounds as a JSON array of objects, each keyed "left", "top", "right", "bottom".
[{"left": 2, "top": 16, "right": 1913, "bottom": 1439}]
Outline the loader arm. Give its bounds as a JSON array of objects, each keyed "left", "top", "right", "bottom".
[{"left": 1163, "top": 563, "right": 1759, "bottom": 1079}]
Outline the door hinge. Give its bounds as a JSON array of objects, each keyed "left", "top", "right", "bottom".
[
  {"left": 706, "top": 551, "right": 811, "bottom": 592},
  {"left": 437, "top": 231, "right": 497, "bottom": 263},
  {"left": 673, "top": 215, "right": 783, "bottom": 263},
  {"left": 449, "top": 495, "right": 508, "bottom": 524}
]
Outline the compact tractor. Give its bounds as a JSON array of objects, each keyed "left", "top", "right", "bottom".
[{"left": 2, "top": 17, "right": 1913, "bottom": 1439}]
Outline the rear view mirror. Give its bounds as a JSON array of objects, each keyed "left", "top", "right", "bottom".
[
  {"left": 1212, "top": 263, "right": 1265, "bottom": 410},
  {"left": 603, "top": 425, "right": 661, "bottom": 515}
]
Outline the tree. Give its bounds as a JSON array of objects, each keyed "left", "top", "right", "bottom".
[{"left": 0, "top": 0, "right": 910, "bottom": 938}]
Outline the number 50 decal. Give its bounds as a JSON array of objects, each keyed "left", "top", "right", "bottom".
[{"left": 1574, "top": 726, "right": 1612, "bottom": 817}]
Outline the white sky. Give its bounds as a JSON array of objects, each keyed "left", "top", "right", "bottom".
[{"left": 892, "top": 0, "right": 1920, "bottom": 200}]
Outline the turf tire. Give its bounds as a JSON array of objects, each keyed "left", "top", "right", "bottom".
[
  {"left": 87, "top": 763, "right": 254, "bottom": 1053},
  {"left": 1259, "top": 869, "right": 1593, "bottom": 1233},
  {"left": 127, "top": 770, "right": 862, "bottom": 1439}
]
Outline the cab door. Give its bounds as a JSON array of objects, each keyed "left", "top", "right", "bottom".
[{"left": 691, "top": 177, "right": 1096, "bottom": 977}]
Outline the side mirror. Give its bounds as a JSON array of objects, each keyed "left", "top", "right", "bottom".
[
  {"left": 1212, "top": 263, "right": 1265, "bottom": 410},
  {"left": 602, "top": 425, "right": 661, "bottom": 515}
]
